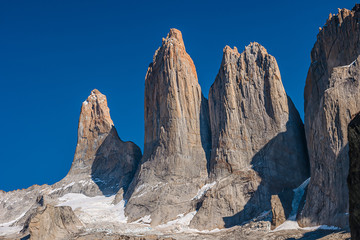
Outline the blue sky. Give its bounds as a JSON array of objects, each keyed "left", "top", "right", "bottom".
[{"left": 0, "top": 0, "right": 356, "bottom": 191}]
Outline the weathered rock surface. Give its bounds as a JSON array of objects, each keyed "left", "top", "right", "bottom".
[
  {"left": 270, "top": 191, "right": 293, "bottom": 230},
  {"left": 348, "top": 113, "right": 360, "bottom": 240},
  {"left": 52, "top": 89, "right": 142, "bottom": 197},
  {"left": 124, "top": 29, "right": 211, "bottom": 225},
  {"left": 26, "top": 204, "right": 83, "bottom": 240},
  {"left": 299, "top": 5, "right": 360, "bottom": 228},
  {"left": 190, "top": 43, "right": 309, "bottom": 229}
]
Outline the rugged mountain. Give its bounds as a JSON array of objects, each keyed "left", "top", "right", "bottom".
[
  {"left": 0, "top": 89, "right": 142, "bottom": 237},
  {"left": 124, "top": 29, "right": 211, "bottom": 225},
  {"left": 189, "top": 44, "right": 309, "bottom": 229},
  {"left": 348, "top": 113, "right": 360, "bottom": 239},
  {"left": 52, "top": 89, "right": 142, "bottom": 197},
  {"left": 299, "top": 5, "right": 360, "bottom": 228}
]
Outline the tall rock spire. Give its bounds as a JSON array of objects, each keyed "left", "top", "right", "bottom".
[
  {"left": 124, "top": 29, "right": 211, "bottom": 225},
  {"left": 190, "top": 43, "right": 309, "bottom": 229},
  {"left": 53, "top": 89, "right": 142, "bottom": 197},
  {"left": 299, "top": 5, "right": 360, "bottom": 228}
]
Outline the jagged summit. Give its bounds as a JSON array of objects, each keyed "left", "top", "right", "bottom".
[
  {"left": 124, "top": 28, "right": 211, "bottom": 225},
  {"left": 51, "top": 89, "right": 142, "bottom": 197},
  {"left": 162, "top": 28, "right": 184, "bottom": 46},
  {"left": 190, "top": 41, "right": 309, "bottom": 229}
]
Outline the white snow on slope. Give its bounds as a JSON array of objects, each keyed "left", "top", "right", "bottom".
[
  {"left": 57, "top": 193, "right": 127, "bottom": 224},
  {"left": 158, "top": 211, "right": 197, "bottom": 228},
  {"left": 133, "top": 215, "right": 152, "bottom": 225},
  {"left": 273, "top": 178, "right": 310, "bottom": 231},
  {"left": 192, "top": 182, "right": 216, "bottom": 200},
  {"left": 0, "top": 226, "right": 22, "bottom": 236}
]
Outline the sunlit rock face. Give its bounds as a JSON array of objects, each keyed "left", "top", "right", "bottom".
[
  {"left": 299, "top": 5, "right": 360, "bottom": 228},
  {"left": 190, "top": 43, "right": 309, "bottom": 230},
  {"left": 124, "top": 29, "right": 211, "bottom": 225}
]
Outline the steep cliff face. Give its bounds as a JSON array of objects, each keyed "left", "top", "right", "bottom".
[
  {"left": 52, "top": 89, "right": 142, "bottom": 197},
  {"left": 190, "top": 44, "right": 309, "bottom": 229},
  {"left": 124, "top": 29, "right": 211, "bottom": 225},
  {"left": 299, "top": 5, "right": 360, "bottom": 227},
  {"left": 348, "top": 113, "right": 360, "bottom": 239}
]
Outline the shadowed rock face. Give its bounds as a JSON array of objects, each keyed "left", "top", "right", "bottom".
[
  {"left": 190, "top": 44, "right": 309, "bottom": 230},
  {"left": 348, "top": 113, "right": 360, "bottom": 239},
  {"left": 299, "top": 5, "right": 360, "bottom": 228},
  {"left": 124, "top": 29, "right": 211, "bottom": 225},
  {"left": 52, "top": 89, "right": 142, "bottom": 197}
]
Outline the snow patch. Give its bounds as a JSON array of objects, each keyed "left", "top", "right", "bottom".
[
  {"left": 133, "top": 215, "right": 152, "bottom": 225},
  {"left": 158, "top": 211, "right": 197, "bottom": 228},
  {"left": 0, "top": 226, "right": 22, "bottom": 236},
  {"left": 192, "top": 182, "right": 216, "bottom": 200},
  {"left": 57, "top": 193, "right": 127, "bottom": 224}
]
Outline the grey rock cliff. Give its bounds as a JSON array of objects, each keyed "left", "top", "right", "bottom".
[
  {"left": 348, "top": 112, "right": 360, "bottom": 240},
  {"left": 124, "top": 29, "right": 211, "bottom": 225},
  {"left": 299, "top": 5, "right": 360, "bottom": 228},
  {"left": 190, "top": 44, "right": 309, "bottom": 229}
]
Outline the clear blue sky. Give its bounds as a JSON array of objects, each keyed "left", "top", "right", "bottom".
[{"left": 0, "top": 0, "right": 356, "bottom": 191}]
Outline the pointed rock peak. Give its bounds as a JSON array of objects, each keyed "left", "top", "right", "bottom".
[
  {"left": 167, "top": 28, "right": 183, "bottom": 42},
  {"left": 80, "top": 89, "right": 113, "bottom": 132},
  {"left": 161, "top": 28, "right": 185, "bottom": 50}
]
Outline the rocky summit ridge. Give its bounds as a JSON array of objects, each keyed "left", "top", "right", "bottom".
[{"left": 1, "top": 4, "right": 360, "bottom": 239}]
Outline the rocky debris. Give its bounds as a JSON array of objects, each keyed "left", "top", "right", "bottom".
[
  {"left": 124, "top": 29, "right": 211, "bottom": 225},
  {"left": 74, "top": 233, "right": 176, "bottom": 240},
  {"left": 348, "top": 112, "right": 360, "bottom": 239},
  {"left": 25, "top": 204, "right": 83, "bottom": 240},
  {"left": 300, "top": 4, "right": 360, "bottom": 228},
  {"left": 52, "top": 89, "right": 142, "bottom": 197},
  {"left": 190, "top": 43, "right": 309, "bottom": 229}
]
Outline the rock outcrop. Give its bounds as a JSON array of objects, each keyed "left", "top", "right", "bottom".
[
  {"left": 124, "top": 29, "right": 211, "bottom": 225},
  {"left": 52, "top": 89, "right": 142, "bottom": 197},
  {"left": 26, "top": 204, "right": 83, "bottom": 240},
  {"left": 348, "top": 113, "right": 360, "bottom": 239},
  {"left": 299, "top": 5, "right": 360, "bottom": 227},
  {"left": 190, "top": 44, "right": 309, "bottom": 229}
]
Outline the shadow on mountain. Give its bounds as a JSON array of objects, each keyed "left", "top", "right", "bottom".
[
  {"left": 91, "top": 126, "right": 142, "bottom": 196},
  {"left": 286, "top": 229, "right": 350, "bottom": 240},
  {"left": 200, "top": 96, "right": 212, "bottom": 175},
  {"left": 223, "top": 98, "right": 310, "bottom": 228}
]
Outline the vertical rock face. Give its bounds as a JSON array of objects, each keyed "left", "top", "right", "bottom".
[
  {"left": 190, "top": 44, "right": 309, "bottom": 229},
  {"left": 299, "top": 5, "right": 360, "bottom": 227},
  {"left": 348, "top": 113, "right": 360, "bottom": 240},
  {"left": 124, "top": 29, "right": 211, "bottom": 225},
  {"left": 53, "top": 89, "right": 142, "bottom": 197}
]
